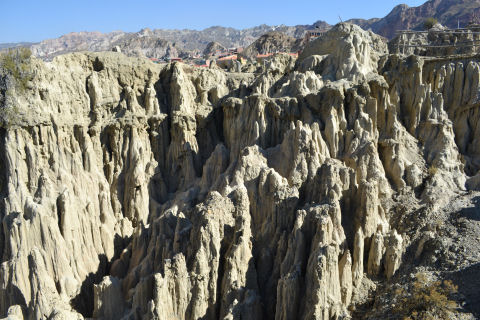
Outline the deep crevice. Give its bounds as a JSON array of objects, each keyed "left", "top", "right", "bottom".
[
  {"left": 56, "top": 195, "right": 64, "bottom": 237},
  {"left": 71, "top": 233, "right": 131, "bottom": 317},
  {"left": 92, "top": 57, "right": 104, "bottom": 72}
]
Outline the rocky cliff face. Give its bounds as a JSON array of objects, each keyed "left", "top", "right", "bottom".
[
  {"left": 351, "top": 0, "right": 480, "bottom": 39},
  {"left": 0, "top": 23, "right": 479, "bottom": 319},
  {"left": 240, "top": 32, "right": 304, "bottom": 59},
  {"left": 389, "top": 23, "right": 480, "bottom": 56}
]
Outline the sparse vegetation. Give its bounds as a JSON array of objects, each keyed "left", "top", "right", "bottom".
[
  {"left": 393, "top": 272, "right": 459, "bottom": 319},
  {"left": 428, "top": 165, "right": 438, "bottom": 177},
  {"left": 1, "top": 47, "right": 32, "bottom": 92},
  {"left": 424, "top": 17, "right": 439, "bottom": 30},
  {"left": 0, "top": 47, "right": 33, "bottom": 128}
]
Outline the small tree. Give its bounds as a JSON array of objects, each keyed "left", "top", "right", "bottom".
[
  {"left": 424, "top": 17, "right": 439, "bottom": 30},
  {"left": 392, "top": 272, "right": 459, "bottom": 319}
]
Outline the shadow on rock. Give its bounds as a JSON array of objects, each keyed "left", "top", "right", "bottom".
[
  {"left": 457, "top": 196, "right": 480, "bottom": 221},
  {"left": 447, "top": 262, "right": 480, "bottom": 317},
  {"left": 71, "top": 234, "right": 131, "bottom": 317}
]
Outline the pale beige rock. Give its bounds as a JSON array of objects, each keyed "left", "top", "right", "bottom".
[
  {"left": 298, "top": 23, "right": 388, "bottom": 82},
  {"left": 352, "top": 228, "right": 364, "bottom": 287},
  {"left": 47, "top": 309, "right": 83, "bottom": 320},
  {"left": 0, "top": 306, "right": 23, "bottom": 320},
  {"left": 384, "top": 230, "right": 403, "bottom": 279},
  {"left": 415, "top": 231, "right": 435, "bottom": 259},
  {"left": 1, "top": 22, "right": 479, "bottom": 320},
  {"left": 367, "top": 230, "right": 384, "bottom": 276},
  {"left": 339, "top": 250, "right": 353, "bottom": 306},
  {"left": 93, "top": 277, "right": 124, "bottom": 319}
]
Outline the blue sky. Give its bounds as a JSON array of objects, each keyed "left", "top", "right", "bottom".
[{"left": 1, "top": 0, "right": 426, "bottom": 43}]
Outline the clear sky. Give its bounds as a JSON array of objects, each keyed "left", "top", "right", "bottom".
[{"left": 1, "top": 0, "right": 426, "bottom": 43}]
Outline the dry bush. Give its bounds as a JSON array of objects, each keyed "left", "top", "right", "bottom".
[
  {"left": 428, "top": 165, "right": 438, "bottom": 177},
  {"left": 393, "top": 272, "right": 458, "bottom": 320}
]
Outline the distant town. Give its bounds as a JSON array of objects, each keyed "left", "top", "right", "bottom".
[{"left": 148, "top": 28, "right": 328, "bottom": 69}]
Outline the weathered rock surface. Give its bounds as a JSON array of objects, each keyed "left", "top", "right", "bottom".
[
  {"left": 240, "top": 32, "right": 304, "bottom": 60},
  {"left": 348, "top": 0, "right": 480, "bottom": 39},
  {"left": 203, "top": 42, "right": 227, "bottom": 57},
  {"left": 1, "top": 22, "right": 480, "bottom": 319},
  {"left": 389, "top": 23, "right": 480, "bottom": 56}
]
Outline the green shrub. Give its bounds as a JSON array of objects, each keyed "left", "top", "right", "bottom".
[
  {"left": 0, "top": 47, "right": 33, "bottom": 127},
  {"left": 1, "top": 47, "right": 32, "bottom": 93},
  {"left": 424, "top": 17, "right": 439, "bottom": 30}
]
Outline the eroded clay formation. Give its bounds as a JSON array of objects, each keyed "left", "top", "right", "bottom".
[{"left": 0, "top": 23, "right": 479, "bottom": 319}]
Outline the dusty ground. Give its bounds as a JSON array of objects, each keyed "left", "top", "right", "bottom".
[
  {"left": 442, "top": 192, "right": 480, "bottom": 317},
  {"left": 359, "top": 191, "right": 480, "bottom": 319}
]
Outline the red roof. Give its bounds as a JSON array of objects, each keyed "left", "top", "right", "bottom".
[
  {"left": 218, "top": 54, "right": 237, "bottom": 61},
  {"left": 256, "top": 53, "right": 274, "bottom": 58}
]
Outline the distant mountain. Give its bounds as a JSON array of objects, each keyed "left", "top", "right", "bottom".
[
  {"left": 9, "top": 22, "right": 330, "bottom": 61},
  {"left": 29, "top": 31, "right": 128, "bottom": 59},
  {"left": 5, "top": 0, "right": 480, "bottom": 60},
  {"left": 348, "top": 0, "right": 480, "bottom": 39},
  {"left": 0, "top": 42, "right": 36, "bottom": 50}
]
